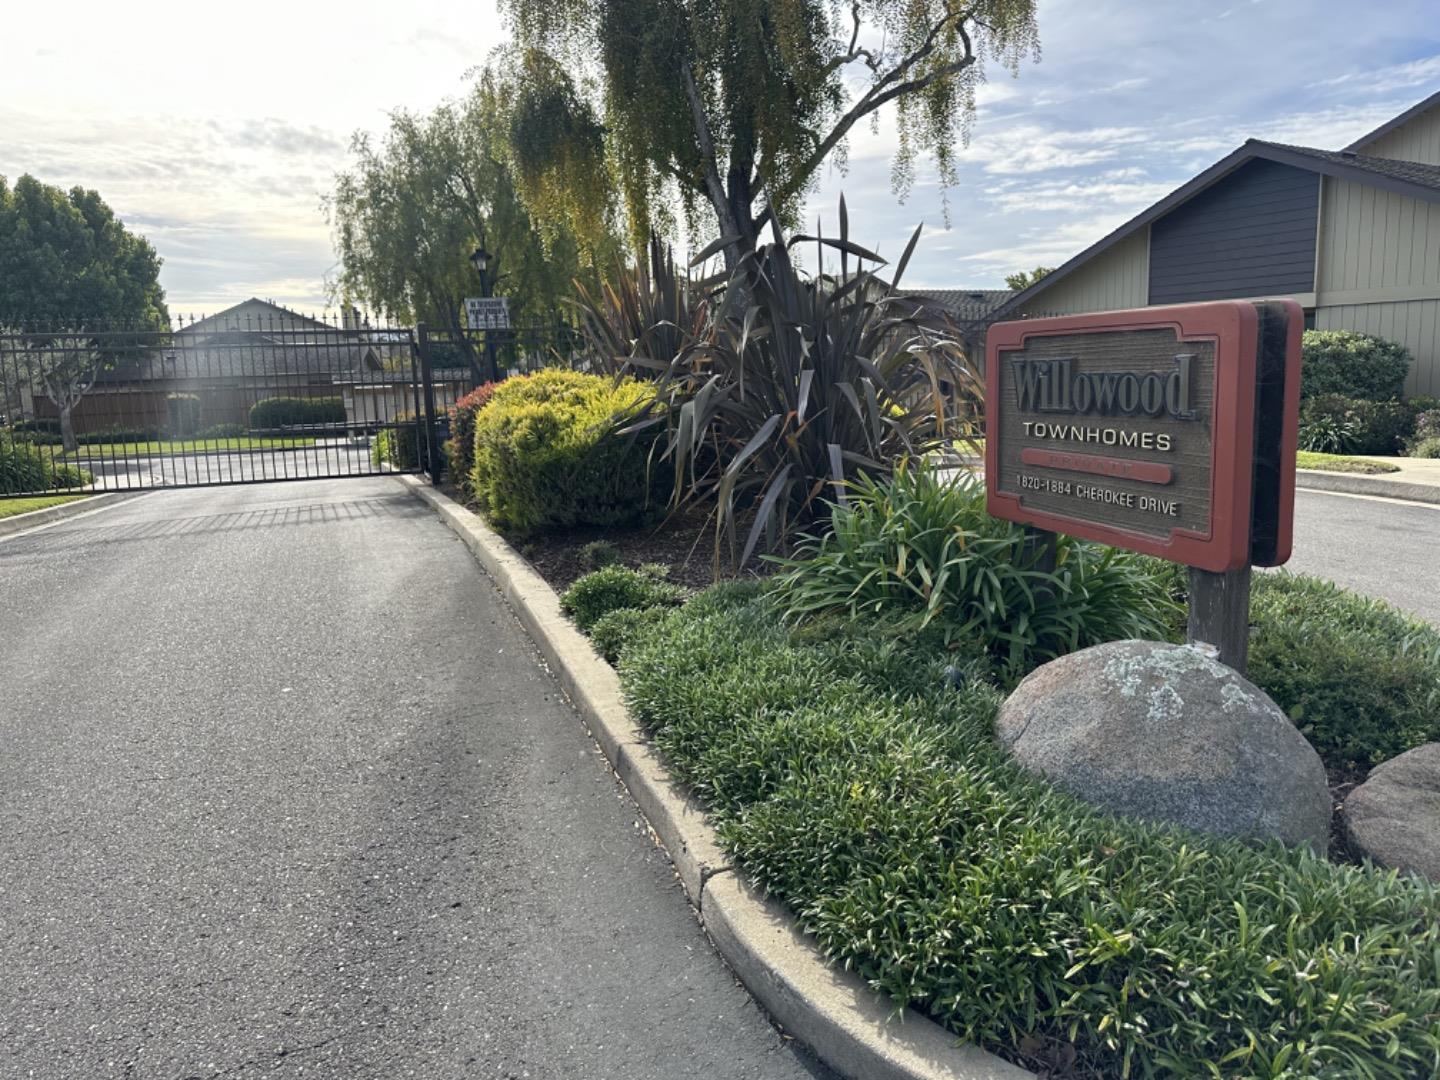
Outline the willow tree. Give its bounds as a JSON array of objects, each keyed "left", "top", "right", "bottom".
[
  {"left": 496, "top": 0, "right": 1039, "bottom": 264},
  {"left": 327, "top": 95, "right": 620, "bottom": 375}
]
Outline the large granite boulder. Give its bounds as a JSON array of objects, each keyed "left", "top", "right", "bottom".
[
  {"left": 1342, "top": 743, "right": 1440, "bottom": 880},
  {"left": 996, "top": 640, "right": 1331, "bottom": 850}
]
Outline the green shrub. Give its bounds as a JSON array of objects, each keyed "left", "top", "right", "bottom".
[
  {"left": 75, "top": 426, "right": 163, "bottom": 445},
  {"left": 165, "top": 393, "right": 202, "bottom": 437},
  {"left": 618, "top": 591, "right": 1440, "bottom": 1078},
  {"left": 371, "top": 414, "right": 422, "bottom": 469},
  {"left": 196, "top": 423, "right": 245, "bottom": 439},
  {"left": 470, "top": 369, "right": 658, "bottom": 535},
  {"left": 443, "top": 382, "right": 496, "bottom": 495},
  {"left": 0, "top": 435, "right": 55, "bottom": 494},
  {"left": 560, "top": 564, "right": 685, "bottom": 632},
  {"left": 1411, "top": 435, "right": 1440, "bottom": 458},
  {"left": 1299, "top": 394, "right": 1414, "bottom": 454},
  {"left": 577, "top": 539, "right": 621, "bottom": 571},
  {"left": 248, "top": 396, "right": 345, "bottom": 430},
  {"left": 1297, "top": 410, "right": 1356, "bottom": 453},
  {"left": 1300, "top": 329, "right": 1411, "bottom": 400},
  {"left": 588, "top": 605, "right": 671, "bottom": 663},
  {"left": 1410, "top": 407, "right": 1440, "bottom": 448},
  {"left": 769, "top": 463, "right": 1180, "bottom": 678},
  {"left": 0, "top": 436, "right": 90, "bottom": 493},
  {"left": 1247, "top": 573, "right": 1440, "bottom": 770},
  {"left": 47, "top": 461, "right": 92, "bottom": 489}
]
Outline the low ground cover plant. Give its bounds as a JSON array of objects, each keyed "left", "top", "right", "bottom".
[
  {"left": 588, "top": 605, "right": 671, "bottom": 663},
  {"left": 1294, "top": 450, "right": 1400, "bottom": 474},
  {"left": 559, "top": 563, "right": 685, "bottom": 632},
  {"left": 768, "top": 464, "right": 1179, "bottom": 678},
  {"left": 1299, "top": 329, "right": 1411, "bottom": 401},
  {"left": 470, "top": 369, "right": 658, "bottom": 535},
  {"left": 1248, "top": 574, "right": 1440, "bottom": 770},
  {"left": 618, "top": 585, "right": 1440, "bottom": 1078}
]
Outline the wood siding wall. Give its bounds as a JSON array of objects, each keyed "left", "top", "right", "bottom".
[
  {"left": 1148, "top": 160, "right": 1318, "bottom": 304},
  {"left": 1362, "top": 108, "right": 1440, "bottom": 166},
  {"left": 1015, "top": 227, "right": 1150, "bottom": 316},
  {"left": 1316, "top": 177, "right": 1440, "bottom": 396}
]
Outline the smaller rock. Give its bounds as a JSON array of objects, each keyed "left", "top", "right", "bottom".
[{"left": 1342, "top": 743, "right": 1440, "bottom": 881}]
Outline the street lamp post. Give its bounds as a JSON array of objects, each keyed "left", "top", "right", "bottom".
[{"left": 469, "top": 245, "right": 500, "bottom": 384}]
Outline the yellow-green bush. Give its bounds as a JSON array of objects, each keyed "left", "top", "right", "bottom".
[{"left": 470, "top": 369, "right": 658, "bottom": 534}]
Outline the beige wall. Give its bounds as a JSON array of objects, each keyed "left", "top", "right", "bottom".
[
  {"left": 1316, "top": 177, "right": 1440, "bottom": 396},
  {"left": 1014, "top": 227, "right": 1150, "bottom": 316},
  {"left": 1362, "top": 107, "right": 1440, "bottom": 166}
]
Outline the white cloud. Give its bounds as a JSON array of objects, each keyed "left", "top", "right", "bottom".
[{"left": 1315, "top": 53, "right": 1440, "bottom": 95}]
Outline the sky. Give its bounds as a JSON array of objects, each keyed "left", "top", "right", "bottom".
[{"left": 2, "top": 0, "right": 1437, "bottom": 314}]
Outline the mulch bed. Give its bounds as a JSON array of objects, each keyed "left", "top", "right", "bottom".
[{"left": 438, "top": 484, "right": 769, "bottom": 593}]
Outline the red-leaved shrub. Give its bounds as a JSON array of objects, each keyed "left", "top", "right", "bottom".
[{"left": 446, "top": 383, "right": 497, "bottom": 495}]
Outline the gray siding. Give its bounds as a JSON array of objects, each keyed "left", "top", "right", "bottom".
[
  {"left": 1014, "top": 227, "right": 1150, "bottom": 316},
  {"left": 1148, "top": 160, "right": 1319, "bottom": 304}
]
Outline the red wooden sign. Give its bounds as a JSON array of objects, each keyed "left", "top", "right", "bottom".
[{"left": 985, "top": 300, "right": 1301, "bottom": 573}]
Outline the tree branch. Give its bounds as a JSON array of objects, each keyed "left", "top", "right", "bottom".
[{"left": 767, "top": 7, "right": 977, "bottom": 211}]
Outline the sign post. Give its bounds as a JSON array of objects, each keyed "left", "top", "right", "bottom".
[{"left": 985, "top": 300, "right": 1302, "bottom": 673}]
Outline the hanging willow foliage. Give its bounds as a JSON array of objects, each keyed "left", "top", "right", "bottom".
[{"left": 494, "top": 0, "right": 1040, "bottom": 262}]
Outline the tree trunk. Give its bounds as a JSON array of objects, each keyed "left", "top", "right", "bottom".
[{"left": 59, "top": 403, "right": 77, "bottom": 454}]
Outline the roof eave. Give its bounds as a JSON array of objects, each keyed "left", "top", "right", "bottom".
[{"left": 993, "top": 139, "right": 1440, "bottom": 320}]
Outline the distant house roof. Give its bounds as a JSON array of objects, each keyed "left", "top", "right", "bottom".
[
  {"left": 995, "top": 131, "right": 1440, "bottom": 319},
  {"left": 905, "top": 289, "right": 1014, "bottom": 324},
  {"left": 177, "top": 298, "right": 337, "bottom": 337}
]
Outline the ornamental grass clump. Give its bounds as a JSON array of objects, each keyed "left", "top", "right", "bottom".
[
  {"left": 769, "top": 462, "right": 1179, "bottom": 677},
  {"left": 470, "top": 369, "right": 659, "bottom": 535},
  {"left": 618, "top": 587, "right": 1440, "bottom": 1078},
  {"left": 615, "top": 200, "right": 981, "bottom": 571}
]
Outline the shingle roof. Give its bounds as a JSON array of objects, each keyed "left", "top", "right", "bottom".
[
  {"left": 1255, "top": 141, "right": 1440, "bottom": 192},
  {"left": 905, "top": 289, "right": 1014, "bottom": 323}
]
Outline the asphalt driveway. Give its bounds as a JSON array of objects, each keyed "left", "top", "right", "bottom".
[{"left": 0, "top": 479, "right": 829, "bottom": 1080}]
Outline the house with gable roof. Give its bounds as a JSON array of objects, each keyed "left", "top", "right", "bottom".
[{"left": 992, "top": 89, "right": 1440, "bottom": 397}]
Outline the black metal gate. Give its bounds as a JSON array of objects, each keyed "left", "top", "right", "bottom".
[{"left": 0, "top": 307, "right": 443, "bottom": 497}]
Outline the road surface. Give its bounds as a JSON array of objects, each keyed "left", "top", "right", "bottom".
[
  {"left": 1285, "top": 488, "right": 1440, "bottom": 625},
  {"left": 0, "top": 479, "right": 830, "bottom": 1080}
]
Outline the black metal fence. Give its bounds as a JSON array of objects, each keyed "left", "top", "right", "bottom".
[{"left": 0, "top": 309, "right": 595, "bottom": 499}]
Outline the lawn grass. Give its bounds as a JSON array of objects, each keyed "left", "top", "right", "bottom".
[
  {"left": 1296, "top": 450, "right": 1402, "bottom": 474},
  {"left": 0, "top": 494, "right": 88, "bottom": 519},
  {"left": 63, "top": 437, "right": 318, "bottom": 458}
]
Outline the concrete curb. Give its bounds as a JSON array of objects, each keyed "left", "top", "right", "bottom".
[
  {"left": 0, "top": 492, "right": 146, "bottom": 539},
  {"left": 1295, "top": 468, "right": 1440, "bottom": 506},
  {"left": 398, "top": 476, "right": 1034, "bottom": 1080}
]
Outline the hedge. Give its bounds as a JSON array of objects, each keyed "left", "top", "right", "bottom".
[
  {"left": 1300, "top": 329, "right": 1411, "bottom": 401},
  {"left": 618, "top": 586, "right": 1440, "bottom": 1078},
  {"left": 248, "top": 396, "right": 345, "bottom": 430},
  {"left": 470, "top": 369, "right": 658, "bottom": 535}
]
